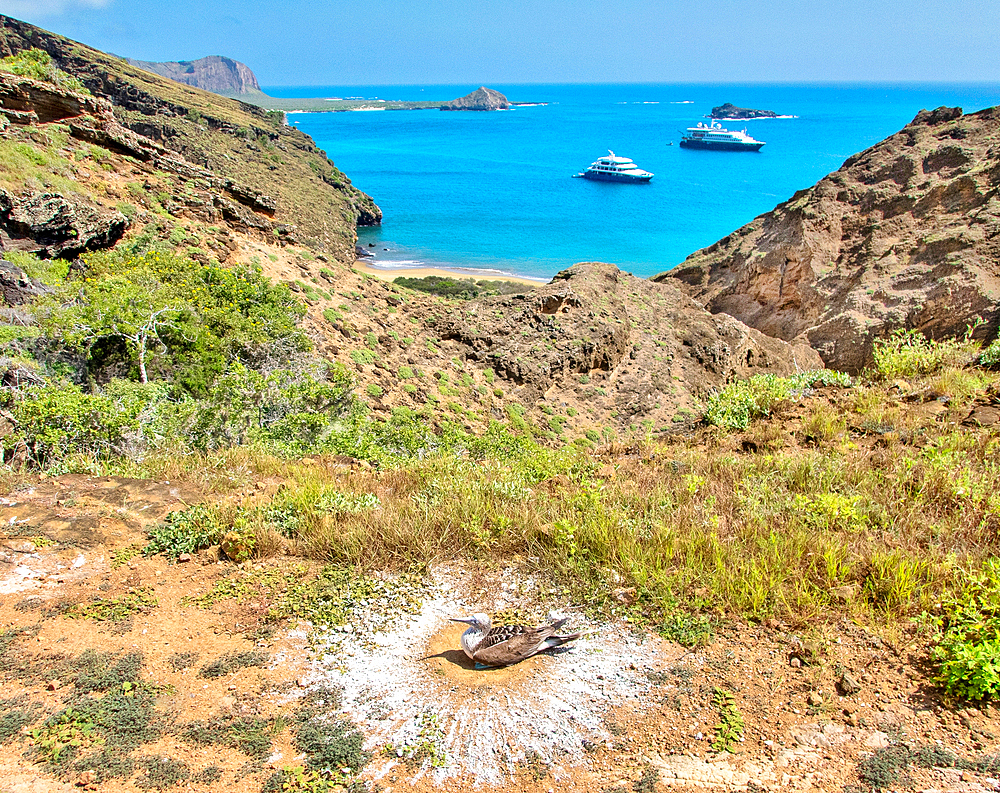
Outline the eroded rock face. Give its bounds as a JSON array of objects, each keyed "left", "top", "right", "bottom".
[
  {"left": 0, "top": 190, "right": 128, "bottom": 258},
  {"left": 0, "top": 260, "right": 49, "bottom": 305},
  {"left": 439, "top": 262, "right": 822, "bottom": 420},
  {"left": 0, "top": 73, "right": 105, "bottom": 124},
  {"left": 657, "top": 106, "right": 1000, "bottom": 372},
  {"left": 441, "top": 87, "right": 509, "bottom": 111}
]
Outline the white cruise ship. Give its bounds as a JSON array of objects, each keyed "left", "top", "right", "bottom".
[
  {"left": 679, "top": 121, "right": 765, "bottom": 151},
  {"left": 574, "top": 151, "right": 653, "bottom": 182}
]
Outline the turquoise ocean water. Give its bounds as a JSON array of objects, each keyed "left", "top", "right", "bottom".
[{"left": 267, "top": 83, "right": 1000, "bottom": 281}]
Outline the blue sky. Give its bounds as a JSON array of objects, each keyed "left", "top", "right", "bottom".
[{"left": 2, "top": 0, "right": 997, "bottom": 86}]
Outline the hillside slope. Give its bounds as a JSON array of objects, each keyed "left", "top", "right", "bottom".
[
  {"left": 657, "top": 106, "right": 1000, "bottom": 372},
  {"left": 0, "top": 14, "right": 380, "bottom": 264}
]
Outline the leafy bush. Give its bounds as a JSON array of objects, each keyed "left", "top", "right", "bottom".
[
  {"left": 145, "top": 505, "right": 225, "bottom": 559},
  {"left": 932, "top": 558, "right": 1000, "bottom": 700},
  {"left": 871, "top": 328, "right": 975, "bottom": 379},
  {"left": 978, "top": 337, "right": 1000, "bottom": 369},
  {"left": 704, "top": 370, "right": 851, "bottom": 430},
  {"left": 35, "top": 249, "right": 308, "bottom": 395},
  {"left": 0, "top": 48, "right": 90, "bottom": 93},
  {"left": 392, "top": 275, "right": 526, "bottom": 299},
  {"left": 5, "top": 380, "right": 167, "bottom": 466}
]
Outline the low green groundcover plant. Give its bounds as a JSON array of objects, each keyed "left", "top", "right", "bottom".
[
  {"left": 932, "top": 558, "right": 1000, "bottom": 700},
  {"left": 704, "top": 370, "right": 852, "bottom": 430}
]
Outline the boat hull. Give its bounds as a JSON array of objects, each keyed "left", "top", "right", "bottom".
[
  {"left": 679, "top": 139, "right": 764, "bottom": 152},
  {"left": 581, "top": 171, "right": 652, "bottom": 183}
]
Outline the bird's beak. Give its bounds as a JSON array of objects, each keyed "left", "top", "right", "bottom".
[{"left": 450, "top": 617, "right": 473, "bottom": 624}]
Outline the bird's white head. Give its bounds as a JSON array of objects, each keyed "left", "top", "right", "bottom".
[
  {"left": 449, "top": 613, "right": 491, "bottom": 659},
  {"left": 450, "top": 612, "right": 491, "bottom": 631}
]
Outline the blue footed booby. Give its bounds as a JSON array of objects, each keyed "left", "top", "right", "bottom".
[{"left": 450, "top": 613, "right": 580, "bottom": 667}]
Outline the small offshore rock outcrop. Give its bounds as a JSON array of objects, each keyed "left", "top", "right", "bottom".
[
  {"left": 441, "top": 86, "right": 509, "bottom": 111},
  {"left": 658, "top": 106, "right": 1000, "bottom": 372},
  {"left": 711, "top": 102, "right": 779, "bottom": 120}
]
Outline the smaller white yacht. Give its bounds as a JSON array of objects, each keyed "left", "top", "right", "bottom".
[
  {"left": 574, "top": 151, "right": 653, "bottom": 182},
  {"left": 679, "top": 121, "right": 765, "bottom": 151}
]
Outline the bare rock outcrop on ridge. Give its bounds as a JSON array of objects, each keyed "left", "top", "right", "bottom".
[
  {"left": 656, "top": 106, "right": 1000, "bottom": 372},
  {"left": 439, "top": 262, "right": 822, "bottom": 422}
]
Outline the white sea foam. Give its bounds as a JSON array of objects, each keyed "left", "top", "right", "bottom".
[{"left": 361, "top": 260, "right": 549, "bottom": 283}]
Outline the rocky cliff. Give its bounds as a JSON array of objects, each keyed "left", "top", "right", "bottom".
[
  {"left": 125, "top": 55, "right": 261, "bottom": 96},
  {"left": 441, "top": 87, "right": 509, "bottom": 111},
  {"left": 657, "top": 106, "right": 1000, "bottom": 372}
]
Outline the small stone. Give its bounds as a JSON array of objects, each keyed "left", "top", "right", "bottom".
[
  {"left": 219, "top": 695, "right": 236, "bottom": 709},
  {"left": 46, "top": 679, "right": 61, "bottom": 691},
  {"left": 865, "top": 731, "right": 891, "bottom": 748},
  {"left": 227, "top": 684, "right": 237, "bottom": 691},
  {"left": 177, "top": 553, "right": 192, "bottom": 563},
  {"left": 808, "top": 692, "right": 823, "bottom": 707},
  {"left": 838, "top": 672, "right": 862, "bottom": 696},
  {"left": 961, "top": 771, "right": 974, "bottom": 782},
  {"left": 3, "top": 540, "right": 36, "bottom": 553},
  {"left": 789, "top": 656, "right": 802, "bottom": 668}
]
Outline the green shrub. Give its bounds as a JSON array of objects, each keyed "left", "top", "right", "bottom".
[
  {"left": 932, "top": 558, "right": 1000, "bottom": 700},
  {"left": 145, "top": 505, "right": 225, "bottom": 559},
  {"left": 978, "top": 338, "right": 1000, "bottom": 369},
  {"left": 872, "top": 328, "right": 974, "bottom": 379},
  {"left": 704, "top": 370, "right": 852, "bottom": 430},
  {"left": 0, "top": 48, "right": 90, "bottom": 93},
  {"left": 5, "top": 381, "right": 166, "bottom": 467}
]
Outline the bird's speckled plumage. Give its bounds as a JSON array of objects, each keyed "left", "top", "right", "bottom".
[{"left": 451, "top": 612, "right": 580, "bottom": 667}]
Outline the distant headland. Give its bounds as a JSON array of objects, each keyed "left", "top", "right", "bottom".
[
  {"left": 122, "top": 58, "right": 525, "bottom": 113},
  {"left": 124, "top": 55, "right": 261, "bottom": 96}
]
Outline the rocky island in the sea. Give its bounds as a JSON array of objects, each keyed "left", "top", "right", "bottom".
[
  {"left": 711, "top": 102, "right": 779, "bottom": 119},
  {"left": 441, "top": 86, "right": 510, "bottom": 111}
]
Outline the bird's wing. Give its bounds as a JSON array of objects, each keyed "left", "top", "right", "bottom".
[
  {"left": 473, "top": 622, "right": 562, "bottom": 666},
  {"left": 476, "top": 624, "right": 526, "bottom": 651}
]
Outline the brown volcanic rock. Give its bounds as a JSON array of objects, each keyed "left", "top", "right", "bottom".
[
  {"left": 0, "top": 189, "right": 128, "bottom": 258},
  {"left": 441, "top": 87, "right": 509, "bottom": 111},
  {"left": 656, "top": 106, "right": 1000, "bottom": 372},
  {"left": 439, "top": 262, "right": 821, "bottom": 421},
  {"left": 125, "top": 55, "right": 261, "bottom": 95}
]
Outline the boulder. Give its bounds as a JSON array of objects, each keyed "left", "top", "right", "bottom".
[
  {"left": 0, "top": 259, "right": 50, "bottom": 305},
  {"left": 441, "top": 87, "right": 509, "bottom": 111},
  {"left": 0, "top": 189, "right": 129, "bottom": 259},
  {"left": 656, "top": 106, "right": 1000, "bottom": 372}
]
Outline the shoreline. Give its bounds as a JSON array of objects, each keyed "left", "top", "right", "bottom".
[{"left": 353, "top": 259, "right": 549, "bottom": 287}]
